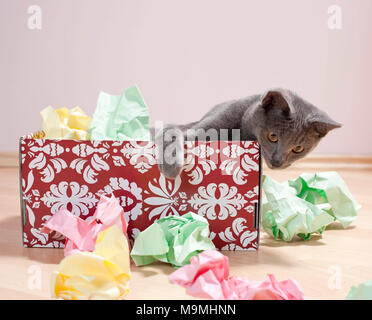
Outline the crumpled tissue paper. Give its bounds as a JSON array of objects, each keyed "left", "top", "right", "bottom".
[
  {"left": 169, "top": 249, "right": 305, "bottom": 300},
  {"left": 42, "top": 193, "right": 127, "bottom": 256},
  {"left": 262, "top": 172, "right": 360, "bottom": 241},
  {"left": 346, "top": 281, "right": 372, "bottom": 300},
  {"left": 262, "top": 175, "right": 335, "bottom": 241},
  {"left": 40, "top": 106, "right": 91, "bottom": 140},
  {"left": 288, "top": 172, "right": 361, "bottom": 228},
  {"left": 130, "top": 212, "right": 215, "bottom": 267},
  {"left": 51, "top": 225, "right": 130, "bottom": 300},
  {"left": 89, "top": 85, "right": 150, "bottom": 141}
]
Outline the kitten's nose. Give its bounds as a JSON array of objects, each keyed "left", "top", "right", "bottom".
[{"left": 271, "top": 158, "right": 283, "bottom": 168}]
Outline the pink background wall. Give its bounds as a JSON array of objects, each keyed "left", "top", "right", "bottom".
[{"left": 1, "top": 0, "right": 371, "bottom": 154}]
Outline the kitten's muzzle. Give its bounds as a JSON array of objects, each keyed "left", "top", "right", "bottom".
[
  {"left": 267, "top": 161, "right": 291, "bottom": 169},
  {"left": 270, "top": 158, "right": 283, "bottom": 168},
  {"left": 267, "top": 158, "right": 291, "bottom": 169},
  {"left": 262, "top": 150, "right": 288, "bottom": 169}
]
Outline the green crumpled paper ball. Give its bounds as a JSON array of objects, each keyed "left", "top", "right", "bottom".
[
  {"left": 288, "top": 171, "right": 361, "bottom": 228},
  {"left": 130, "top": 212, "right": 216, "bottom": 267},
  {"left": 262, "top": 172, "right": 361, "bottom": 242},
  {"left": 261, "top": 175, "right": 334, "bottom": 242},
  {"left": 346, "top": 281, "right": 372, "bottom": 300},
  {"left": 89, "top": 85, "right": 150, "bottom": 141}
]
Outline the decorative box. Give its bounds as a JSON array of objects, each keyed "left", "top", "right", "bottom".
[{"left": 19, "top": 137, "right": 262, "bottom": 250}]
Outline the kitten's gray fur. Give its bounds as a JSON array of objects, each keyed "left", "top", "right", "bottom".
[{"left": 151, "top": 88, "right": 341, "bottom": 179}]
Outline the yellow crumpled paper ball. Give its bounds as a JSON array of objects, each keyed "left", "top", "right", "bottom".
[
  {"left": 40, "top": 106, "right": 91, "bottom": 140},
  {"left": 51, "top": 225, "right": 130, "bottom": 300}
]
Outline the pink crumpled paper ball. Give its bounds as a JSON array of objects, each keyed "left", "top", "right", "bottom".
[
  {"left": 42, "top": 193, "right": 127, "bottom": 256},
  {"left": 168, "top": 249, "right": 305, "bottom": 300}
]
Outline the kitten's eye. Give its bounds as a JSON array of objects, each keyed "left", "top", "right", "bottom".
[
  {"left": 267, "top": 132, "right": 279, "bottom": 142},
  {"left": 292, "top": 145, "right": 304, "bottom": 153}
]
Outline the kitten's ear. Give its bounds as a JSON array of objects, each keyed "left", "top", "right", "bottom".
[
  {"left": 261, "top": 90, "right": 290, "bottom": 115},
  {"left": 309, "top": 113, "right": 342, "bottom": 137}
]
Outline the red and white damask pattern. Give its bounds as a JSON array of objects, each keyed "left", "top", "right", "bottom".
[{"left": 20, "top": 138, "right": 261, "bottom": 250}]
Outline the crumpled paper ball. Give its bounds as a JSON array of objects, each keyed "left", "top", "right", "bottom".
[
  {"left": 262, "top": 175, "right": 334, "bottom": 241},
  {"left": 346, "top": 281, "right": 372, "bottom": 300},
  {"left": 262, "top": 172, "right": 361, "bottom": 241},
  {"left": 130, "top": 212, "right": 215, "bottom": 267},
  {"left": 89, "top": 85, "right": 150, "bottom": 141},
  {"left": 42, "top": 194, "right": 127, "bottom": 256},
  {"left": 169, "top": 249, "right": 305, "bottom": 300},
  {"left": 51, "top": 225, "right": 130, "bottom": 300},
  {"left": 288, "top": 171, "right": 361, "bottom": 228},
  {"left": 40, "top": 106, "right": 91, "bottom": 140}
]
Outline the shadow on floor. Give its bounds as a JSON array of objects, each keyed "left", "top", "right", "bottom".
[
  {"left": 225, "top": 247, "right": 296, "bottom": 268},
  {"left": 132, "top": 262, "right": 175, "bottom": 277},
  {"left": 260, "top": 220, "right": 356, "bottom": 248},
  {"left": 260, "top": 234, "right": 327, "bottom": 248},
  {"left": 0, "top": 215, "right": 64, "bottom": 264},
  {"left": 325, "top": 222, "right": 356, "bottom": 231}
]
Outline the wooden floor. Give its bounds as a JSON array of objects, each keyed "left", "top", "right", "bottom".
[{"left": 0, "top": 165, "right": 371, "bottom": 300}]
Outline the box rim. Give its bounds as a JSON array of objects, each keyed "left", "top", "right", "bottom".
[{"left": 19, "top": 136, "right": 26, "bottom": 246}]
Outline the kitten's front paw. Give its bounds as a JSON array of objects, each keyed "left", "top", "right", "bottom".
[
  {"left": 155, "top": 126, "right": 185, "bottom": 180},
  {"left": 158, "top": 161, "right": 183, "bottom": 179}
]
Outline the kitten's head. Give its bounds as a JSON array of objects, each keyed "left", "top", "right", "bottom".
[{"left": 255, "top": 89, "right": 341, "bottom": 169}]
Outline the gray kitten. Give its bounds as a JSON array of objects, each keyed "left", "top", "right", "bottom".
[{"left": 152, "top": 88, "right": 341, "bottom": 179}]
